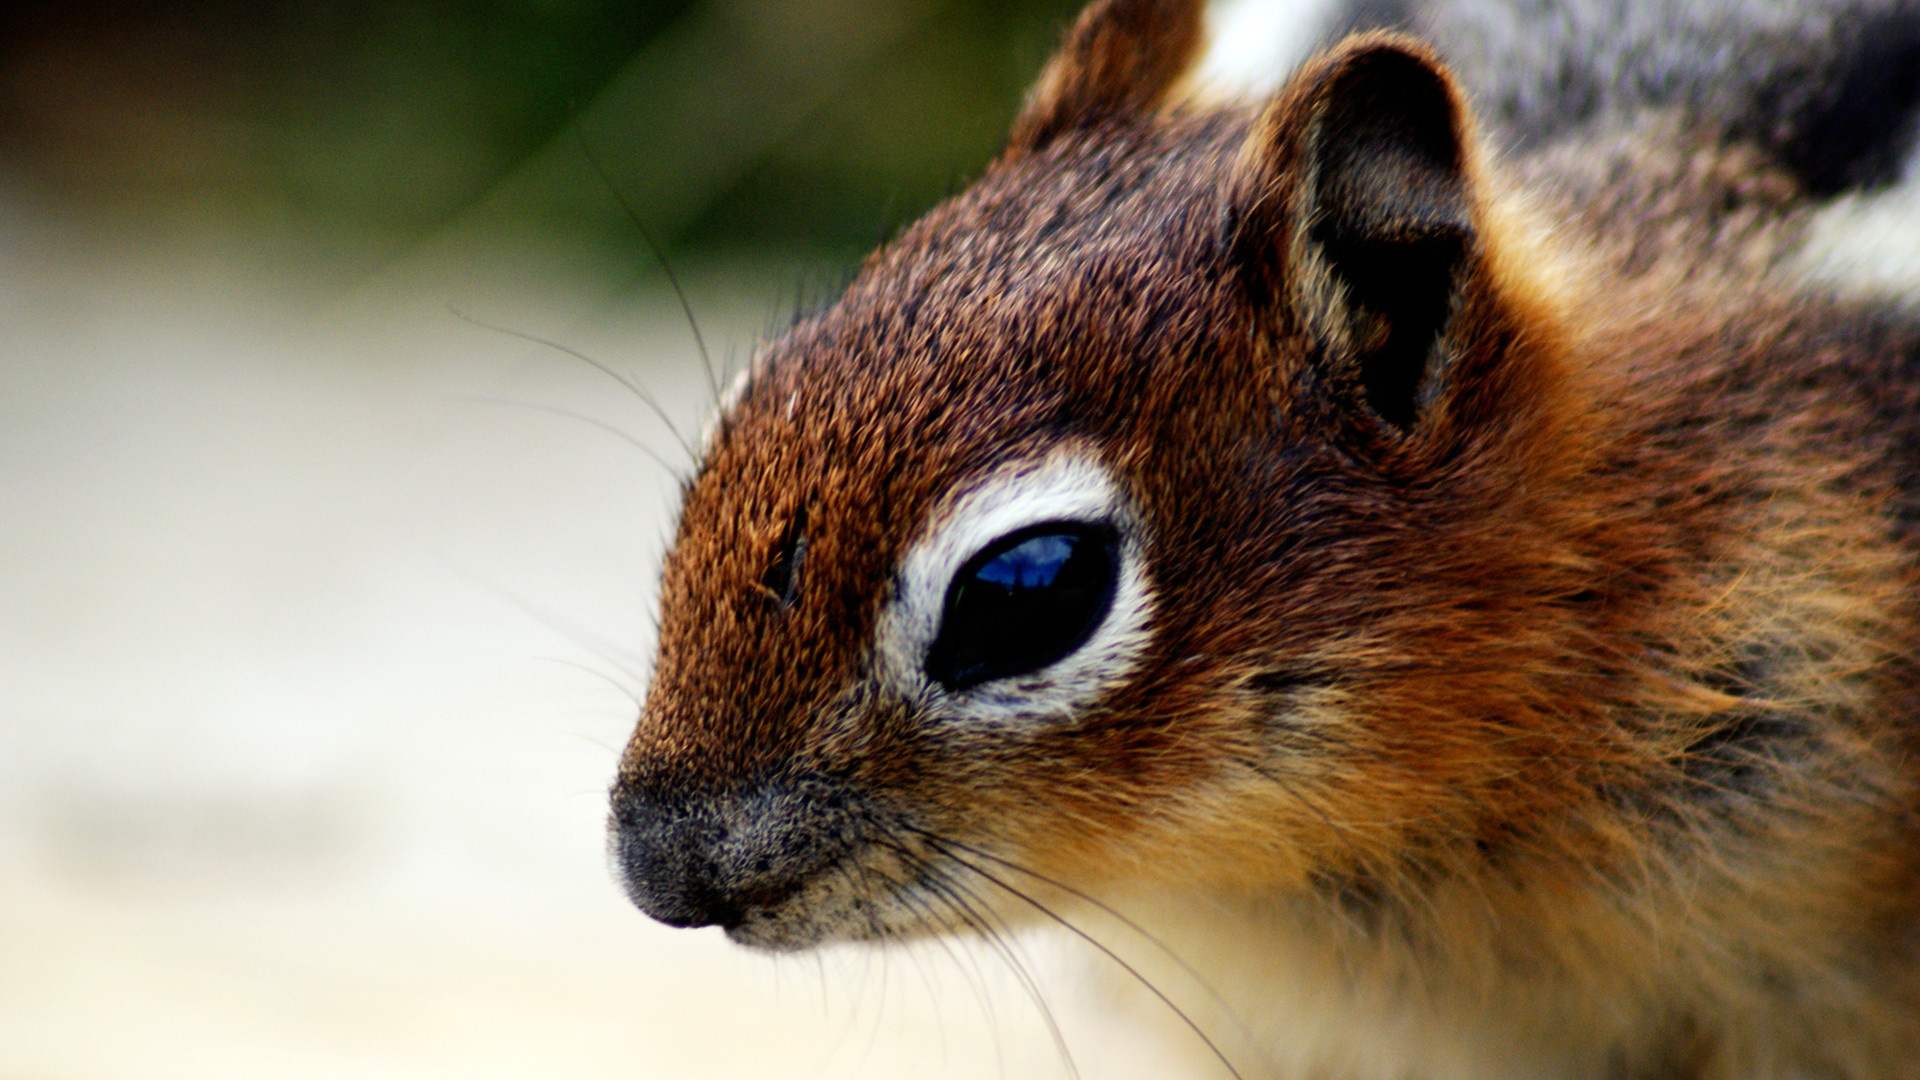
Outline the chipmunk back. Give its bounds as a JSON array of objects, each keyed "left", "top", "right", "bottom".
[{"left": 608, "top": 1, "right": 1920, "bottom": 1076}]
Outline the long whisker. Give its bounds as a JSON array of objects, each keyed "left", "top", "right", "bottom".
[
  {"left": 854, "top": 858, "right": 976, "bottom": 1069},
  {"left": 455, "top": 572, "right": 649, "bottom": 686},
  {"left": 885, "top": 842, "right": 1081, "bottom": 1080},
  {"left": 450, "top": 394, "right": 684, "bottom": 477},
  {"left": 448, "top": 306, "right": 700, "bottom": 463},
  {"left": 869, "top": 856, "right": 1014, "bottom": 1080},
  {"left": 1218, "top": 729, "right": 1350, "bottom": 835},
  {"left": 927, "top": 878, "right": 1082, "bottom": 1080},
  {"left": 912, "top": 831, "right": 1246, "bottom": 1080},
  {"left": 807, "top": 874, "right": 875, "bottom": 1065},
  {"left": 575, "top": 135, "right": 723, "bottom": 409},
  {"left": 858, "top": 895, "right": 898, "bottom": 1075},
  {"left": 833, "top": 855, "right": 939, "bottom": 1066},
  {"left": 903, "top": 823, "right": 1251, "bottom": 1035},
  {"left": 536, "top": 656, "right": 643, "bottom": 710}
]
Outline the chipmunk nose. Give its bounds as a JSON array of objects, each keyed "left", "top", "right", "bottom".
[
  {"left": 609, "top": 790, "right": 744, "bottom": 929},
  {"left": 607, "top": 778, "right": 851, "bottom": 931}
]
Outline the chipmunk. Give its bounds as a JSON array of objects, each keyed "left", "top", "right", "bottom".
[{"left": 608, "top": 0, "right": 1920, "bottom": 1075}]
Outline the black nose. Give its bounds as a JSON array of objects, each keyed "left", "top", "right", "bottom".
[
  {"left": 607, "top": 778, "right": 851, "bottom": 931},
  {"left": 609, "top": 787, "right": 749, "bottom": 929}
]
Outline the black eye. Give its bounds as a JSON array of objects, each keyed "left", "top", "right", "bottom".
[{"left": 924, "top": 522, "right": 1119, "bottom": 691}]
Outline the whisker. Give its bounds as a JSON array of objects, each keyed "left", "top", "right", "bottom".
[
  {"left": 575, "top": 135, "right": 723, "bottom": 409},
  {"left": 448, "top": 306, "right": 701, "bottom": 462},
  {"left": 1238, "top": 753, "right": 1352, "bottom": 836},
  {"left": 855, "top": 908, "right": 897, "bottom": 1075},
  {"left": 933, "top": 887, "right": 1081, "bottom": 1080},
  {"left": 450, "top": 394, "right": 684, "bottom": 477},
  {"left": 536, "top": 656, "right": 643, "bottom": 710},
  {"left": 876, "top": 892, "right": 956, "bottom": 1065},
  {"left": 903, "top": 823, "right": 1251, "bottom": 1035},
  {"left": 912, "top": 831, "right": 1246, "bottom": 1080},
  {"left": 867, "top": 857, "right": 1011, "bottom": 1079},
  {"left": 560, "top": 733, "right": 623, "bottom": 762},
  {"left": 884, "top": 842, "right": 1081, "bottom": 1080},
  {"left": 454, "top": 572, "right": 649, "bottom": 686}
]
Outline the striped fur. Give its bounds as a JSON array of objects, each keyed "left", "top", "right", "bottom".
[{"left": 610, "top": 2, "right": 1920, "bottom": 1074}]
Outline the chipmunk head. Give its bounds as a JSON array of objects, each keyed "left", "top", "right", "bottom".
[{"left": 610, "top": 0, "right": 1582, "bottom": 949}]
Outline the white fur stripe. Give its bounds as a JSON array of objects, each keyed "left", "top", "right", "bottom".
[{"left": 874, "top": 449, "right": 1155, "bottom": 728}]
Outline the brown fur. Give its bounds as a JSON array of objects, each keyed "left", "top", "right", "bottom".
[{"left": 611, "top": 1, "right": 1920, "bottom": 1075}]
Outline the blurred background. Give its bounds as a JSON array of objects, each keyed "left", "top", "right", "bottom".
[
  {"left": 0, "top": 0, "right": 1109, "bottom": 279},
  {"left": 0, "top": 1, "right": 1329, "bottom": 1077},
  {"left": 10, "top": 1, "right": 1920, "bottom": 1077}
]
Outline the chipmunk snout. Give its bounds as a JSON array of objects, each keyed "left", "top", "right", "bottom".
[{"left": 608, "top": 777, "right": 858, "bottom": 932}]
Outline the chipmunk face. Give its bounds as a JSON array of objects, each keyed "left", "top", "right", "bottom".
[{"left": 611, "top": 0, "right": 1586, "bottom": 950}]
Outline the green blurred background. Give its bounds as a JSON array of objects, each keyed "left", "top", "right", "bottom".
[
  {"left": 0, "top": 6, "right": 1301, "bottom": 1076},
  {"left": 0, "top": 0, "right": 1090, "bottom": 284}
]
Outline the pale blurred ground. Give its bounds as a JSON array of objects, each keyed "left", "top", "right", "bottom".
[
  {"left": 0, "top": 3, "right": 1334, "bottom": 1077},
  {"left": 0, "top": 207, "right": 1208, "bottom": 1078}
]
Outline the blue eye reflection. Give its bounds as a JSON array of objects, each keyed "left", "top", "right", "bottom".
[
  {"left": 924, "top": 521, "right": 1119, "bottom": 691},
  {"left": 976, "top": 534, "right": 1076, "bottom": 590}
]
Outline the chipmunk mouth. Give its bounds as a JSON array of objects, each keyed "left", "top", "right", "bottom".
[
  {"left": 717, "top": 834, "right": 1028, "bottom": 951},
  {"left": 608, "top": 774, "right": 981, "bottom": 950}
]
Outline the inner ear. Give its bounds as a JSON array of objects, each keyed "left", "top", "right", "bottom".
[
  {"left": 1245, "top": 37, "right": 1477, "bottom": 433},
  {"left": 1310, "top": 49, "right": 1470, "bottom": 428}
]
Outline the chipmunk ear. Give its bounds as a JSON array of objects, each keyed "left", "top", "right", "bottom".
[
  {"left": 1007, "top": 0, "right": 1207, "bottom": 155},
  {"left": 1232, "top": 35, "right": 1478, "bottom": 434}
]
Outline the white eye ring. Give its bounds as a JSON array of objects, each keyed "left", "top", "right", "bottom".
[{"left": 873, "top": 449, "right": 1154, "bottom": 727}]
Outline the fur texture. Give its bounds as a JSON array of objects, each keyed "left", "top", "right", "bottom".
[
  {"left": 1339, "top": 0, "right": 1920, "bottom": 195},
  {"left": 609, "top": 1, "right": 1920, "bottom": 1075}
]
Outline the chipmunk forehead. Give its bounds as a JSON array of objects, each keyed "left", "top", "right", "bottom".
[
  {"left": 696, "top": 111, "right": 1261, "bottom": 478},
  {"left": 858, "top": 111, "right": 1254, "bottom": 297}
]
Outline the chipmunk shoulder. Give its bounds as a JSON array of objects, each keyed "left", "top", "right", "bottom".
[{"left": 610, "top": 1, "right": 1920, "bottom": 1076}]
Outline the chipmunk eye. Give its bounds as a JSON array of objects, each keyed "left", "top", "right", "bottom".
[{"left": 925, "top": 522, "right": 1119, "bottom": 691}]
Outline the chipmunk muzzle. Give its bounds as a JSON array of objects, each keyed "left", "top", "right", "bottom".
[{"left": 609, "top": 776, "right": 861, "bottom": 936}]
